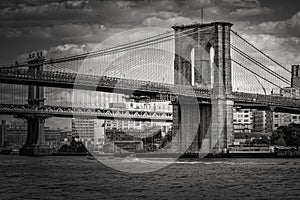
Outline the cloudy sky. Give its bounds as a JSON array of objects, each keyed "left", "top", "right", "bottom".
[
  {"left": 0, "top": 0, "right": 299, "bottom": 67},
  {"left": 0, "top": 0, "right": 299, "bottom": 129}
]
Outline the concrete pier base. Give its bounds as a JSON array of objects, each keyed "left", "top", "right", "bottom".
[{"left": 17, "top": 114, "right": 52, "bottom": 156}]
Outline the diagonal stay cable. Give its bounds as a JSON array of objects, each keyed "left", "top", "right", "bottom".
[
  {"left": 231, "top": 44, "right": 291, "bottom": 86},
  {"left": 47, "top": 27, "right": 214, "bottom": 64},
  {"left": 231, "top": 58, "right": 284, "bottom": 89},
  {"left": 231, "top": 30, "right": 290, "bottom": 73},
  {"left": 231, "top": 44, "right": 300, "bottom": 97}
]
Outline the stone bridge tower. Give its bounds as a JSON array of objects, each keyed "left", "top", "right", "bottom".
[
  {"left": 18, "top": 52, "right": 52, "bottom": 156},
  {"left": 172, "top": 22, "right": 234, "bottom": 154}
]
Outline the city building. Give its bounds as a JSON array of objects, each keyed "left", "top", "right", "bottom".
[
  {"left": 102, "top": 100, "right": 172, "bottom": 152},
  {"left": 269, "top": 64, "right": 300, "bottom": 130},
  {"left": 270, "top": 65, "right": 300, "bottom": 129},
  {"left": 70, "top": 94, "right": 172, "bottom": 150},
  {"left": 72, "top": 118, "right": 95, "bottom": 142},
  {"left": 273, "top": 113, "right": 300, "bottom": 129},
  {"left": 105, "top": 100, "right": 172, "bottom": 132},
  {"left": 104, "top": 126, "right": 163, "bottom": 153},
  {"left": 233, "top": 108, "right": 253, "bottom": 133},
  {"left": 0, "top": 119, "right": 67, "bottom": 149},
  {"left": 291, "top": 64, "right": 300, "bottom": 88},
  {"left": 60, "top": 129, "right": 72, "bottom": 142},
  {"left": 233, "top": 108, "right": 276, "bottom": 134},
  {"left": 45, "top": 127, "right": 64, "bottom": 149},
  {"left": 280, "top": 87, "right": 300, "bottom": 98},
  {"left": 252, "top": 110, "right": 273, "bottom": 133},
  {"left": 234, "top": 107, "right": 300, "bottom": 133},
  {"left": 252, "top": 110, "right": 266, "bottom": 132},
  {"left": 4, "top": 120, "right": 27, "bottom": 147}
]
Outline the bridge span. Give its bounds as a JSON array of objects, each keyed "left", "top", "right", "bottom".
[
  {"left": 0, "top": 68, "right": 299, "bottom": 112},
  {"left": 0, "top": 21, "right": 299, "bottom": 156}
]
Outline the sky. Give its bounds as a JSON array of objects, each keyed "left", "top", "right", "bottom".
[
  {"left": 0, "top": 0, "right": 299, "bottom": 67},
  {"left": 0, "top": 0, "right": 299, "bottom": 129}
]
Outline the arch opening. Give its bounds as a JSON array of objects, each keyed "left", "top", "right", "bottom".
[
  {"left": 209, "top": 46, "right": 215, "bottom": 88},
  {"left": 191, "top": 47, "right": 195, "bottom": 86}
]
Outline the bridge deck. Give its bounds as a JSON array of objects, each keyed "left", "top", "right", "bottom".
[
  {"left": 0, "top": 103, "right": 173, "bottom": 122},
  {"left": 0, "top": 69, "right": 300, "bottom": 113}
]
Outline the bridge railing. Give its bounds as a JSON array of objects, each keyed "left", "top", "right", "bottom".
[
  {"left": 2, "top": 68, "right": 300, "bottom": 109},
  {"left": 0, "top": 68, "right": 211, "bottom": 99},
  {"left": 0, "top": 103, "right": 173, "bottom": 122},
  {"left": 233, "top": 92, "right": 300, "bottom": 107}
]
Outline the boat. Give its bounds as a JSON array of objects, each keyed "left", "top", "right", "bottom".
[
  {"left": 273, "top": 146, "right": 300, "bottom": 158},
  {"left": 227, "top": 145, "right": 275, "bottom": 158},
  {"left": 10, "top": 148, "right": 20, "bottom": 155}
]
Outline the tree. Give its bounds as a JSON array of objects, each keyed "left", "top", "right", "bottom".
[
  {"left": 273, "top": 137, "right": 286, "bottom": 146},
  {"left": 271, "top": 123, "right": 300, "bottom": 147},
  {"left": 59, "top": 140, "right": 88, "bottom": 152}
]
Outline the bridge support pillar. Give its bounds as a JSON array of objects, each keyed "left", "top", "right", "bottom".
[
  {"left": 172, "top": 100, "right": 212, "bottom": 154},
  {"left": 19, "top": 52, "right": 53, "bottom": 156},
  {"left": 193, "top": 104, "right": 212, "bottom": 156},
  {"left": 172, "top": 100, "right": 200, "bottom": 153},
  {"left": 265, "top": 107, "right": 275, "bottom": 133},
  {"left": 173, "top": 22, "right": 234, "bottom": 155},
  {"left": 19, "top": 114, "right": 53, "bottom": 156},
  {"left": 172, "top": 98, "right": 234, "bottom": 155},
  {"left": 210, "top": 98, "right": 234, "bottom": 153}
]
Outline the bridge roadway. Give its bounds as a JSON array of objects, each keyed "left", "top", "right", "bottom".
[
  {"left": 0, "top": 69, "right": 300, "bottom": 114},
  {"left": 0, "top": 103, "right": 173, "bottom": 122}
]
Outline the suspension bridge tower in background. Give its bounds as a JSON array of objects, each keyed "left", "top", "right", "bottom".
[
  {"left": 172, "top": 22, "right": 234, "bottom": 153},
  {"left": 18, "top": 52, "right": 53, "bottom": 156}
]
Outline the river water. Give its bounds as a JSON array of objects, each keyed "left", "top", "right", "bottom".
[{"left": 0, "top": 155, "right": 299, "bottom": 200}]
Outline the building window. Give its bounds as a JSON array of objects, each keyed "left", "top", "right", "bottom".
[{"left": 274, "top": 115, "right": 279, "bottom": 118}]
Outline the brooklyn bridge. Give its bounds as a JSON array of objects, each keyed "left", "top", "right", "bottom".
[{"left": 0, "top": 22, "right": 299, "bottom": 156}]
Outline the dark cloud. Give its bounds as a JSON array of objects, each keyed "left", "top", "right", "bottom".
[
  {"left": 218, "top": 0, "right": 261, "bottom": 8},
  {"left": 0, "top": 0, "right": 298, "bottom": 131},
  {"left": 246, "top": 11, "right": 300, "bottom": 38},
  {"left": 229, "top": 7, "right": 273, "bottom": 17},
  {"left": 0, "top": 0, "right": 298, "bottom": 65},
  {"left": 0, "top": 0, "right": 91, "bottom": 27}
]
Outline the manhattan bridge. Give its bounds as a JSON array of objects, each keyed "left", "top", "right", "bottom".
[{"left": 0, "top": 22, "right": 299, "bottom": 156}]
